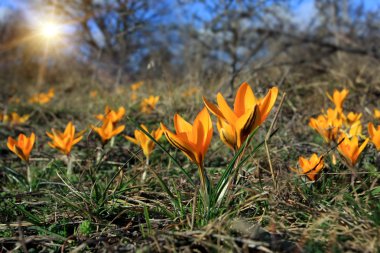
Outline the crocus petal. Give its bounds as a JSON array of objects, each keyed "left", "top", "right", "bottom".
[
  {"left": 234, "top": 82, "right": 257, "bottom": 117},
  {"left": 72, "top": 136, "right": 83, "bottom": 146},
  {"left": 174, "top": 114, "right": 193, "bottom": 133},
  {"left": 64, "top": 122, "right": 73, "bottom": 136},
  {"left": 368, "top": 123, "right": 375, "bottom": 138},
  {"left": 216, "top": 93, "right": 237, "bottom": 123},
  {"left": 27, "top": 133, "right": 36, "bottom": 154},
  {"left": 203, "top": 96, "right": 226, "bottom": 121},
  {"left": 161, "top": 123, "right": 197, "bottom": 163},
  {"left": 113, "top": 125, "right": 125, "bottom": 136},
  {"left": 354, "top": 138, "right": 369, "bottom": 163},
  {"left": 194, "top": 107, "right": 212, "bottom": 154},
  {"left": 126, "top": 134, "right": 139, "bottom": 145},
  {"left": 7, "top": 137, "right": 16, "bottom": 153},
  {"left": 257, "top": 87, "right": 278, "bottom": 125},
  {"left": 46, "top": 131, "right": 55, "bottom": 140},
  {"left": 235, "top": 105, "right": 258, "bottom": 147},
  {"left": 154, "top": 128, "right": 163, "bottom": 140},
  {"left": 217, "top": 118, "right": 236, "bottom": 150}
]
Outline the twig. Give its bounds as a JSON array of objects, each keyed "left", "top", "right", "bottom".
[
  {"left": 265, "top": 93, "right": 286, "bottom": 191},
  {"left": 18, "top": 217, "right": 28, "bottom": 253}
]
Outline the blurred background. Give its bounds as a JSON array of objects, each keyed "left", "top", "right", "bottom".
[{"left": 0, "top": 0, "right": 379, "bottom": 99}]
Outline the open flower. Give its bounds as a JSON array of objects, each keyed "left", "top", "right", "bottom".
[
  {"left": 131, "top": 81, "right": 144, "bottom": 91},
  {"left": 141, "top": 96, "right": 159, "bottom": 114},
  {"left": 203, "top": 82, "right": 278, "bottom": 150},
  {"left": 309, "top": 108, "right": 343, "bottom": 143},
  {"left": 337, "top": 133, "right": 369, "bottom": 167},
  {"left": 344, "top": 112, "right": 362, "bottom": 125},
  {"left": 291, "top": 154, "right": 324, "bottom": 181},
  {"left": 161, "top": 108, "right": 213, "bottom": 198},
  {"left": 46, "top": 121, "right": 84, "bottom": 155},
  {"left": 125, "top": 125, "right": 163, "bottom": 159},
  {"left": 29, "top": 88, "right": 55, "bottom": 105},
  {"left": 161, "top": 107, "right": 213, "bottom": 167},
  {"left": 7, "top": 133, "right": 35, "bottom": 162},
  {"left": 326, "top": 88, "right": 349, "bottom": 111},
  {"left": 2, "top": 112, "right": 30, "bottom": 126},
  {"left": 96, "top": 106, "right": 126, "bottom": 124},
  {"left": 368, "top": 123, "right": 380, "bottom": 151},
  {"left": 91, "top": 119, "right": 125, "bottom": 143}
]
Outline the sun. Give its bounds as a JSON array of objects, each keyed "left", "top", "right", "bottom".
[{"left": 39, "top": 21, "right": 61, "bottom": 40}]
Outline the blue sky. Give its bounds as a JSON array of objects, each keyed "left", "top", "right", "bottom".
[
  {"left": 0, "top": 0, "right": 379, "bottom": 32},
  {"left": 1, "top": 0, "right": 379, "bottom": 14}
]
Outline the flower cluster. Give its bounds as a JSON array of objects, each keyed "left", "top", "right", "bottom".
[
  {"left": 46, "top": 121, "right": 84, "bottom": 155},
  {"left": 292, "top": 88, "right": 380, "bottom": 181},
  {"left": 92, "top": 106, "right": 126, "bottom": 144},
  {"left": 28, "top": 88, "right": 55, "bottom": 105},
  {"left": 0, "top": 112, "right": 29, "bottom": 126},
  {"left": 140, "top": 95, "right": 160, "bottom": 114}
]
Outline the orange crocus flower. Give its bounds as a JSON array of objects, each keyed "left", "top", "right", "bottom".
[
  {"left": 374, "top": 109, "right": 380, "bottom": 119},
  {"left": 292, "top": 154, "right": 324, "bottom": 181},
  {"left": 9, "top": 112, "right": 30, "bottom": 125},
  {"left": 91, "top": 119, "right": 125, "bottom": 143},
  {"left": 29, "top": 88, "right": 55, "bottom": 105},
  {"left": 46, "top": 121, "right": 84, "bottom": 155},
  {"left": 368, "top": 123, "right": 380, "bottom": 151},
  {"left": 309, "top": 108, "right": 343, "bottom": 143},
  {"left": 7, "top": 133, "right": 35, "bottom": 162},
  {"left": 326, "top": 88, "right": 349, "bottom": 111},
  {"left": 125, "top": 125, "right": 163, "bottom": 159},
  {"left": 344, "top": 112, "right": 362, "bottom": 125},
  {"left": 203, "top": 82, "right": 278, "bottom": 150},
  {"left": 161, "top": 108, "right": 213, "bottom": 198},
  {"left": 337, "top": 133, "right": 369, "bottom": 167},
  {"left": 161, "top": 107, "right": 213, "bottom": 167},
  {"left": 96, "top": 106, "right": 126, "bottom": 124},
  {"left": 140, "top": 96, "right": 160, "bottom": 114},
  {"left": 2, "top": 112, "right": 30, "bottom": 126},
  {"left": 130, "top": 81, "right": 144, "bottom": 91}
]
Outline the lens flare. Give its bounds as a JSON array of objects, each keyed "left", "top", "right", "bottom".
[{"left": 39, "top": 21, "right": 61, "bottom": 40}]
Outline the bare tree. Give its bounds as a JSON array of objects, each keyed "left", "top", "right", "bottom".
[{"left": 49, "top": 0, "right": 169, "bottom": 88}]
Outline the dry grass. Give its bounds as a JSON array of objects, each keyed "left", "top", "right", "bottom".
[{"left": 0, "top": 74, "right": 380, "bottom": 252}]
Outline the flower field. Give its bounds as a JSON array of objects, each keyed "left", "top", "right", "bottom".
[{"left": 1, "top": 80, "right": 379, "bottom": 252}]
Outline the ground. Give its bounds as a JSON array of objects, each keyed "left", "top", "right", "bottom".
[{"left": 0, "top": 80, "right": 379, "bottom": 252}]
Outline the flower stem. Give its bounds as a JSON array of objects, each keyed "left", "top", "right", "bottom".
[
  {"left": 26, "top": 163, "right": 32, "bottom": 191},
  {"left": 198, "top": 164, "right": 210, "bottom": 217},
  {"left": 96, "top": 146, "right": 102, "bottom": 164},
  {"left": 141, "top": 156, "right": 149, "bottom": 183},
  {"left": 67, "top": 154, "right": 73, "bottom": 177},
  {"left": 110, "top": 137, "right": 115, "bottom": 148}
]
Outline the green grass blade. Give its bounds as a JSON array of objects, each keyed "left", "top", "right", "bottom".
[
  {"left": 127, "top": 117, "right": 195, "bottom": 187},
  {"left": 147, "top": 166, "right": 179, "bottom": 211},
  {"left": 214, "top": 128, "right": 259, "bottom": 198},
  {"left": 11, "top": 202, "right": 42, "bottom": 225}
]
